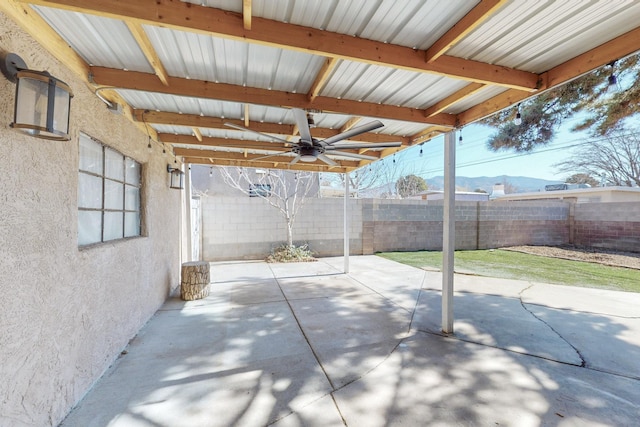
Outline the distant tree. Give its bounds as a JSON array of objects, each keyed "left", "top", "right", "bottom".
[
  {"left": 565, "top": 173, "right": 599, "bottom": 187},
  {"left": 396, "top": 174, "right": 428, "bottom": 198},
  {"left": 503, "top": 179, "right": 518, "bottom": 194},
  {"left": 554, "top": 132, "right": 640, "bottom": 187},
  {"left": 473, "top": 188, "right": 488, "bottom": 194},
  {"left": 218, "top": 167, "right": 316, "bottom": 247},
  {"left": 482, "top": 54, "right": 640, "bottom": 151}
]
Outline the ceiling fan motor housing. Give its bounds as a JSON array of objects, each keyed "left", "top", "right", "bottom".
[{"left": 294, "top": 145, "right": 322, "bottom": 162}]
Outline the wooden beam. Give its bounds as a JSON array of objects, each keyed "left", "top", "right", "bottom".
[
  {"left": 0, "top": 1, "right": 158, "bottom": 139},
  {"left": 243, "top": 0, "right": 251, "bottom": 30},
  {"left": 545, "top": 25, "right": 640, "bottom": 89},
  {"left": 95, "top": 68, "right": 457, "bottom": 126},
  {"left": 182, "top": 157, "right": 353, "bottom": 173},
  {"left": 175, "top": 148, "right": 359, "bottom": 168},
  {"left": 244, "top": 104, "right": 250, "bottom": 126},
  {"left": 410, "top": 126, "right": 450, "bottom": 145},
  {"left": 160, "top": 133, "right": 291, "bottom": 151},
  {"left": 424, "top": 82, "right": 486, "bottom": 117},
  {"left": 21, "top": 0, "right": 540, "bottom": 91},
  {"left": 308, "top": 57, "right": 338, "bottom": 101},
  {"left": 192, "top": 127, "right": 203, "bottom": 142},
  {"left": 125, "top": 21, "right": 169, "bottom": 86},
  {"left": 425, "top": 0, "right": 508, "bottom": 62},
  {"left": 457, "top": 26, "right": 640, "bottom": 126},
  {"left": 0, "top": 0, "right": 89, "bottom": 78},
  {"left": 134, "top": 110, "right": 293, "bottom": 134},
  {"left": 138, "top": 110, "right": 407, "bottom": 143},
  {"left": 340, "top": 117, "right": 362, "bottom": 132}
]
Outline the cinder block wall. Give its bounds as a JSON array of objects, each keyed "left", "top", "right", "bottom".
[
  {"left": 201, "top": 197, "right": 362, "bottom": 260},
  {"left": 573, "top": 202, "right": 640, "bottom": 252},
  {"left": 478, "top": 202, "right": 570, "bottom": 249},
  {"left": 361, "top": 200, "right": 570, "bottom": 253},
  {"left": 201, "top": 196, "right": 639, "bottom": 260}
]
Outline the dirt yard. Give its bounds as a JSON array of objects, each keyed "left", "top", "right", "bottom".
[{"left": 503, "top": 245, "right": 640, "bottom": 270}]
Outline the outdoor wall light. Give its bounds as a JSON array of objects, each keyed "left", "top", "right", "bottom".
[
  {"left": 1, "top": 52, "right": 73, "bottom": 141},
  {"left": 167, "top": 164, "right": 184, "bottom": 189}
]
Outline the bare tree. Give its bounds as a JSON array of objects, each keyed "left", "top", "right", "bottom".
[
  {"left": 555, "top": 132, "right": 640, "bottom": 187},
  {"left": 218, "top": 167, "right": 317, "bottom": 247},
  {"left": 322, "top": 153, "right": 428, "bottom": 198}
]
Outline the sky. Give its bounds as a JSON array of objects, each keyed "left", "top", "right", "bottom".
[{"left": 395, "top": 115, "right": 595, "bottom": 182}]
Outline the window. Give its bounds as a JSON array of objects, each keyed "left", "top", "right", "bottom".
[
  {"left": 78, "top": 133, "right": 141, "bottom": 246},
  {"left": 249, "top": 183, "right": 271, "bottom": 197}
]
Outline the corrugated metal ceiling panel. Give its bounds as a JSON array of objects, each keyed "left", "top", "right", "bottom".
[
  {"left": 450, "top": 0, "right": 640, "bottom": 73},
  {"left": 444, "top": 86, "right": 509, "bottom": 115},
  {"left": 321, "top": 60, "right": 467, "bottom": 109},
  {"left": 143, "top": 25, "right": 325, "bottom": 91},
  {"left": 33, "top": 6, "right": 152, "bottom": 73}
]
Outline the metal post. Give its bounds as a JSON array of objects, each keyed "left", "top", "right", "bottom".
[
  {"left": 184, "top": 164, "right": 193, "bottom": 262},
  {"left": 442, "top": 131, "right": 456, "bottom": 333},
  {"left": 344, "top": 171, "right": 350, "bottom": 273}
]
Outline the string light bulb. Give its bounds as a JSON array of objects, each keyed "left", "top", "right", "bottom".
[
  {"left": 514, "top": 103, "right": 522, "bottom": 126},
  {"left": 209, "top": 167, "right": 213, "bottom": 177},
  {"left": 419, "top": 144, "right": 423, "bottom": 157},
  {"left": 458, "top": 130, "right": 463, "bottom": 145},
  {"left": 147, "top": 137, "right": 152, "bottom": 152}
]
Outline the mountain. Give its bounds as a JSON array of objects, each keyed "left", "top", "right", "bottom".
[{"left": 425, "top": 176, "right": 563, "bottom": 193}]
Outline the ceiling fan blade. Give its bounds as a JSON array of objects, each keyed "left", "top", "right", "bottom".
[
  {"left": 317, "top": 153, "right": 338, "bottom": 166},
  {"left": 326, "top": 141, "right": 402, "bottom": 149},
  {"left": 321, "top": 120, "right": 384, "bottom": 145},
  {"left": 290, "top": 154, "right": 302, "bottom": 165},
  {"left": 325, "top": 151, "right": 378, "bottom": 161},
  {"left": 224, "top": 122, "right": 291, "bottom": 144},
  {"left": 292, "top": 108, "right": 312, "bottom": 144}
]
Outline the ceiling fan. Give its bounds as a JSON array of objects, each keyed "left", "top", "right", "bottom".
[{"left": 224, "top": 108, "right": 401, "bottom": 166}]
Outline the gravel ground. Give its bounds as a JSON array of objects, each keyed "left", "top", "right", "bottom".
[{"left": 503, "top": 245, "right": 640, "bottom": 270}]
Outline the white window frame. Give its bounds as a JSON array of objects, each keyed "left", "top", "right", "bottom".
[{"left": 78, "top": 133, "right": 142, "bottom": 246}]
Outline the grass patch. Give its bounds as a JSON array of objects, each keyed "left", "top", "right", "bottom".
[{"left": 378, "top": 249, "right": 640, "bottom": 293}]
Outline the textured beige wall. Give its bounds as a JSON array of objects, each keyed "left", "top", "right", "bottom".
[{"left": 0, "top": 13, "right": 181, "bottom": 427}]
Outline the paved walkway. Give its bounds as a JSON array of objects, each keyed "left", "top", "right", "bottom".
[{"left": 61, "top": 256, "right": 640, "bottom": 426}]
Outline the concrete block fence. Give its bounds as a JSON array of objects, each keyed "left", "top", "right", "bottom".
[{"left": 200, "top": 196, "right": 640, "bottom": 261}]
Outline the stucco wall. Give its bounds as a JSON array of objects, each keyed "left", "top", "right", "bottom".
[{"left": 0, "top": 13, "right": 181, "bottom": 427}]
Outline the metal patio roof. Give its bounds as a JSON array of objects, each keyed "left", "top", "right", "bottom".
[{"left": 4, "top": 0, "right": 640, "bottom": 173}]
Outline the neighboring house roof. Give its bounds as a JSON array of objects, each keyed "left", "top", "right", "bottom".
[
  {"left": 494, "top": 186, "right": 640, "bottom": 203},
  {"left": 409, "top": 190, "right": 490, "bottom": 201}
]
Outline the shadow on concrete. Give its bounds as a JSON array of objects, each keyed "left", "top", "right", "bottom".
[{"left": 60, "top": 257, "right": 640, "bottom": 427}]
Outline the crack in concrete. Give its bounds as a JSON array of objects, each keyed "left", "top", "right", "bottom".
[{"left": 518, "top": 283, "right": 587, "bottom": 368}]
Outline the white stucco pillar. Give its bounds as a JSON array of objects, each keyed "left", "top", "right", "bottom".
[
  {"left": 344, "top": 171, "right": 350, "bottom": 273},
  {"left": 442, "top": 131, "right": 456, "bottom": 334}
]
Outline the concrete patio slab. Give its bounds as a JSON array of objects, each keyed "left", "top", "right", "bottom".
[
  {"left": 60, "top": 255, "right": 640, "bottom": 427},
  {"left": 411, "top": 290, "right": 583, "bottom": 365}
]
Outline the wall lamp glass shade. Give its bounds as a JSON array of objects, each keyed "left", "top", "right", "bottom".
[
  {"left": 1, "top": 52, "right": 73, "bottom": 141},
  {"left": 167, "top": 164, "right": 184, "bottom": 190}
]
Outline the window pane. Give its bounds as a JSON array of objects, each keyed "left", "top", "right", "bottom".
[
  {"left": 104, "top": 212, "right": 123, "bottom": 241},
  {"left": 124, "top": 212, "right": 140, "bottom": 237},
  {"left": 105, "top": 148, "right": 124, "bottom": 181},
  {"left": 78, "top": 172, "right": 103, "bottom": 209},
  {"left": 78, "top": 210, "right": 102, "bottom": 246},
  {"left": 125, "top": 157, "right": 140, "bottom": 185},
  {"left": 125, "top": 185, "right": 140, "bottom": 211},
  {"left": 79, "top": 134, "right": 103, "bottom": 174},
  {"left": 104, "top": 179, "right": 124, "bottom": 210}
]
